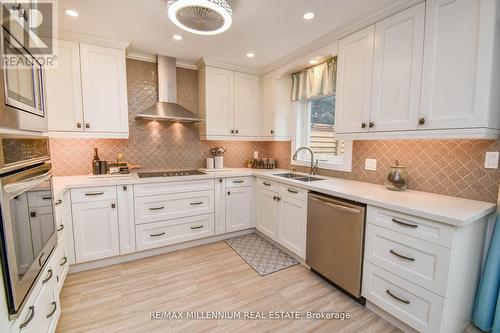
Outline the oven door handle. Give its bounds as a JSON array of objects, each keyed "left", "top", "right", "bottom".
[{"left": 3, "top": 170, "right": 52, "bottom": 196}]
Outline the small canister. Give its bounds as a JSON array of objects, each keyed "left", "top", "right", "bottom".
[
  {"left": 99, "top": 161, "right": 108, "bottom": 175},
  {"left": 384, "top": 160, "right": 408, "bottom": 191},
  {"left": 206, "top": 158, "right": 214, "bottom": 169}
]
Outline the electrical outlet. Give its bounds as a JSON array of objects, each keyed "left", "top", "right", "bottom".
[
  {"left": 365, "top": 158, "right": 377, "bottom": 171},
  {"left": 485, "top": 152, "right": 499, "bottom": 169}
]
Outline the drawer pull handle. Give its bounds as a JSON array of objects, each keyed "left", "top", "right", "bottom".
[
  {"left": 54, "top": 199, "right": 62, "bottom": 206},
  {"left": 190, "top": 202, "right": 204, "bottom": 206},
  {"left": 390, "top": 249, "right": 415, "bottom": 262},
  {"left": 85, "top": 192, "right": 104, "bottom": 196},
  {"left": 19, "top": 306, "right": 35, "bottom": 329},
  {"left": 190, "top": 225, "right": 204, "bottom": 230},
  {"left": 149, "top": 206, "right": 165, "bottom": 211},
  {"left": 263, "top": 182, "right": 271, "bottom": 186},
  {"left": 392, "top": 218, "right": 418, "bottom": 228},
  {"left": 46, "top": 301, "right": 57, "bottom": 318},
  {"left": 42, "top": 269, "right": 53, "bottom": 284},
  {"left": 57, "top": 224, "right": 64, "bottom": 232},
  {"left": 386, "top": 290, "right": 410, "bottom": 304},
  {"left": 60, "top": 256, "right": 67, "bottom": 266},
  {"left": 150, "top": 232, "right": 165, "bottom": 237},
  {"left": 233, "top": 180, "right": 244, "bottom": 184},
  {"left": 42, "top": 196, "right": 52, "bottom": 200},
  {"left": 287, "top": 188, "right": 298, "bottom": 194}
]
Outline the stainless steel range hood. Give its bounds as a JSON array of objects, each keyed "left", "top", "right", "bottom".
[{"left": 136, "top": 55, "right": 203, "bottom": 123}]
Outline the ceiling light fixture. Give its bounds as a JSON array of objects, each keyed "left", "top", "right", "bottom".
[
  {"left": 65, "top": 9, "right": 79, "bottom": 17},
  {"left": 303, "top": 12, "right": 315, "bottom": 20},
  {"left": 246, "top": 52, "right": 255, "bottom": 58},
  {"left": 309, "top": 59, "right": 319, "bottom": 65},
  {"left": 166, "top": 0, "right": 232, "bottom": 35},
  {"left": 173, "top": 34, "right": 183, "bottom": 40}
]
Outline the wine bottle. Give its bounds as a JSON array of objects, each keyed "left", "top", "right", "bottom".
[{"left": 92, "top": 148, "right": 101, "bottom": 175}]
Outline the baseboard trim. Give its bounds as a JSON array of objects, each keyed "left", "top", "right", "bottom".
[{"left": 69, "top": 228, "right": 255, "bottom": 273}]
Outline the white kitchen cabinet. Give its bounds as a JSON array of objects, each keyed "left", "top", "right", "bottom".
[
  {"left": 278, "top": 185, "right": 307, "bottom": 258},
  {"left": 214, "top": 178, "right": 226, "bottom": 235},
  {"left": 72, "top": 200, "right": 120, "bottom": 263},
  {"left": 256, "top": 188, "right": 279, "bottom": 240},
  {"left": 335, "top": 25, "right": 374, "bottom": 133},
  {"left": 225, "top": 186, "right": 253, "bottom": 232},
  {"left": 117, "top": 185, "right": 135, "bottom": 255},
  {"left": 45, "top": 40, "right": 83, "bottom": 132},
  {"left": 261, "top": 71, "right": 292, "bottom": 140},
  {"left": 80, "top": 44, "right": 129, "bottom": 134},
  {"left": 198, "top": 65, "right": 260, "bottom": 139},
  {"left": 369, "top": 3, "right": 425, "bottom": 132},
  {"left": 419, "top": 0, "right": 500, "bottom": 131}
]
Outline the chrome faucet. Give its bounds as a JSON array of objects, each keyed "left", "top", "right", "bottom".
[{"left": 292, "top": 147, "right": 319, "bottom": 175}]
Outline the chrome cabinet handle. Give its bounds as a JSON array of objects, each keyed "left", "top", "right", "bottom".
[
  {"left": 42, "top": 269, "right": 53, "bottom": 284},
  {"left": 57, "top": 224, "right": 64, "bottom": 232},
  {"left": 19, "top": 306, "right": 35, "bottom": 329},
  {"left": 386, "top": 290, "right": 410, "bottom": 304},
  {"left": 190, "top": 225, "right": 204, "bottom": 230},
  {"left": 287, "top": 188, "right": 298, "bottom": 194},
  {"left": 392, "top": 218, "right": 418, "bottom": 228},
  {"left": 390, "top": 249, "right": 415, "bottom": 262},
  {"left": 46, "top": 301, "right": 57, "bottom": 318},
  {"left": 84, "top": 192, "right": 104, "bottom": 196},
  {"left": 150, "top": 232, "right": 165, "bottom": 237},
  {"left": 263, "top": 182, "right": 271, "bottom": 186},
  {"left": 190, "top": 202, "right": 203, "bottom": 206},
  {"left": 54, "top": 199, "right": 62, "bottom": 205},
  {"left": 233, "top": 180, "right": 244, "bottom": 184},
  {"left": 60, "top": 256, "right": 67, "bottom": 266},
  {"left": 149, "top": 206, "right": 165, "bottom": 211}
]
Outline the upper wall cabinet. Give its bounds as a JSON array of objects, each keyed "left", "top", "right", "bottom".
[
  {"left": 46, "top": 40, "right": 129, "bottom": 138},
  {"left": 419, "top": 0, "right": 500, "bottom": 131},
  {"left": 199, "top": 65, "right": 260, "bottom": 140},
  {"left": 261, "top": 71, "right": 292, "bottom": 140}
]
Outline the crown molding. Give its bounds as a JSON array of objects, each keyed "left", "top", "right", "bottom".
[
  {"left": 126, "top": 52, "right": 198, "bottom": 70},
  {"left": 262, "top": 0, "right": 423, "bottom": 75},
  {"left": 197, "top": 58, "right": 262, "bottom": 75},
  {"left": 55, "top": 30, "right": 130, "bottom": 50}
]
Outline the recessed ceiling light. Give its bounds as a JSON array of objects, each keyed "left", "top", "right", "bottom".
[
  {"left": 64, "top": 9, "right": 79, "bottom": 17},
  {"left": 303, "top": 12, "right": 315, "bottom": 20},
  {"left": 246, "top": 52, "right": 255, "bottom": 58},
  {"left": 172, "top": 34, "right": 183, "bottom": 40},
  {"left": 309, "top": 59, "right": 319, "bottom": 65}
]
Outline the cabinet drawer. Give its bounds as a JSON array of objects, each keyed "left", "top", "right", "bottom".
[
  {"left": 257, "top": 177, "right": 278, "bottom": 192},
  {"left": 71, "top": 187, "right": 117, "bottom": 203},
  {"left": 367, "top": 206, "right": 455, "bottom": 248},
  {"left": 135, "top": 190, "right": 214, "bottom": 225},
  {"left": 365, "top": 224, "right": 451, "bottom": 296},
  {"left": 136, "top": 214, "right": 214, "bottom": 251},
  {"left": 134, "top": 179, "right": 214, "bottom": 197},
  {"left": 225, "top": 176, "right": 253, "bottom": 188},
  {"left": 27, "top": 190, "right": 53, "bottom": 208},
  {"left": 362, "top": 262, "right": 444, "bottom": 333},
  {"left": 279, "top": 184, "right": 307, "bottom": 201}
]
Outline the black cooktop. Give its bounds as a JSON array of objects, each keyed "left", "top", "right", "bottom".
[{"left": 137, "top": 170, "right": 206, "bottom": 178}]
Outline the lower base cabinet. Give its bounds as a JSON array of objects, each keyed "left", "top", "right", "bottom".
[
  {"left": 278, "top": 192, "right": 307, "bottom": 259},
  {"left": 256, "top": 188, "right": 279, "bottom": 239},
  {"left": 225, "top": 185, "right": 253, "bottom": 232}
]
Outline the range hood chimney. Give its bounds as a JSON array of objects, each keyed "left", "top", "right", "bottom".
[{"left": 136, "top": 55, "right": 203, "bottom": 122}]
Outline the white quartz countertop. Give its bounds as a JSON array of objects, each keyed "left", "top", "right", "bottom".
[{"left": 53, "top": 168, "right": 497, "bottom": 227}]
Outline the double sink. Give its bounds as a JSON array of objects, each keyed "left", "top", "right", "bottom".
[{"left": 273, "top": 173, "right": 324, "bottom": 182}]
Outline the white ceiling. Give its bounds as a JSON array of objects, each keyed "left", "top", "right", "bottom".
[{"left": 58, "top": 0, "right": 399, "bottom": 69}]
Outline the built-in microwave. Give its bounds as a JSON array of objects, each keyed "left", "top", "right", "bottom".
[{"left": 0, "top": 26, "right": 47, "bottom": 132}]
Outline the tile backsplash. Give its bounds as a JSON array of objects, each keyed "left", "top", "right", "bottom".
[
  {"left": 50, "top": 59, "right": 499, "bottom": 203},
  {"left": 269, "top": 139, "right": 500, "bottom": 203}
]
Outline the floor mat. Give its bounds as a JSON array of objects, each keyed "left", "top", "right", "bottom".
[{"left": 225, "top": 233, "right": 299, "bottom": 276}]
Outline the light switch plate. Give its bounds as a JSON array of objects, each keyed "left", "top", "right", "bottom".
[
  {"left": 365, "top": 158, "right": 377, "bottom": 171},
  {"left": 485, "top": 152, "right": 499, "bottom": 169}
]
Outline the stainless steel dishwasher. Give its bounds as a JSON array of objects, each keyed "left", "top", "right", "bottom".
[{"left": 306, "top": 192, "right": 366, "bottom": 304}]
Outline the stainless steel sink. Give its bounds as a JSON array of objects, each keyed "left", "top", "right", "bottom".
[{"left": 273, "top": 173, "right": 323, "bottom": 182}]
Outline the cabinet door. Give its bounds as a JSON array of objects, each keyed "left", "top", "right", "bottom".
[
  {"left": 262, "top": 73, "right": 276, "bottom": 137},
  {"left": 225, "top": 186, "right": 252, "bottom": 232},
  {"left": 278, "top": 196, "right": 307, "bottom": 258},
  {"left": 46, "top": 40, "right": 84, "bottom": 132},
  {"left": 335, "top": 26, "right": 375, "bottom": 133},
  {"left": 256, "top": 188, "right": 279, "bottom": 240},
  {"left": 233, "top": 72, "right": 260, "bottom": 137},
  {"left": 72, "top": 200, "right": 119, "bottom": 263},
  {"left": 370, "top": 3, "right": 425, "bottom": 131},
  {"left": 204, "top": 67, "right": 234, "bottom": 136},
  {"left": 80, "top": 44, "right": 128, "bottom": 133},
  {"left": 117, "top": 185, "right": 135, "bottom": 255},
  {"left": 214, "top": 178, "right": 226, "bottom": 235},
  {"left": 419, "top": 0, "right": 494, "bottom": 129}
]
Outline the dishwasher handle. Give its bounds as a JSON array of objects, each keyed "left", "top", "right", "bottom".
[{"left": 309, "top": 196, "right": 362, "bottom": 214}]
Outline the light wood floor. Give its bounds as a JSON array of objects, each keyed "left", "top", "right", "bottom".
[{"left": 56, "top": 241, "right": 400, "bottom": 333}]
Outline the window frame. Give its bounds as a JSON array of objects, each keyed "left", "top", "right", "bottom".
[{"left": 291, "top": 97, "right": 353, "bottom": 172}]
